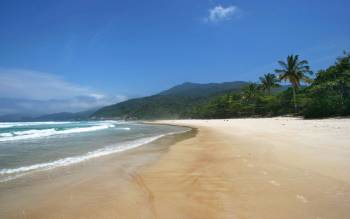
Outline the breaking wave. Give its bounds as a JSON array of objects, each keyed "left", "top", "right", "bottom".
[{"left": 0, "top": 124, "right": 118, "bottom": 142}]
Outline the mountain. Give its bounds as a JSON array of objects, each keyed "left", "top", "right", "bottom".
[
  {"left": 158, "top": 81, "right": 248, "bottom": 97},
  {"left": 0, "top": 108, "right": 98, "bottom": 122},
  {"left": 0, "top": 113, "right": 39, "bottom": 122},
  {"left": 92, "top": 81, "right": 249, "bottom": 120},
  {"left": 34, "top": 108, "right": 98, "bottom": 121}
]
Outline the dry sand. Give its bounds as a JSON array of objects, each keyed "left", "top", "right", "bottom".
[
  {"left": 144, "top": 118, "right": 350, "bottom": 218},
  {"left": 1, "top": 118, "right": 350, "bottom": 219}
]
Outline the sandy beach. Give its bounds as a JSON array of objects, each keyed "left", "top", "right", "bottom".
[
  {"left": 1, "top": 118, "right": 350, "bottom": 218},
  {"left": 145, "top": 118, "right": 350, "bottom": 218}
]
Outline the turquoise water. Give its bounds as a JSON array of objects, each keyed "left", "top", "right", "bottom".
[{"left": 0, "top": 121, "right": 188, "bottom": 182}]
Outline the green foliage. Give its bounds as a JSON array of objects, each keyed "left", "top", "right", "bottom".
[
  {"left": 93, "top": 95, "right": 205, "bottom": 120},
  {"left": 190, "top": 53, "right": 350, "bottom": 119},
  {"left": 93, "top": 53, "right": 350, "bottom": 120},
  {"left": 190, "top": 83, "right": 283, "bottom": 118},
  {"left": 275, "top": 55, "right": 313, "bottom": 112},
  {"left": 259, "top": 73, "right": 280, "bottom": 95},
  {"left": 93, "top": 81, "right": 248, "bottom": 120},
  {"left": 158, "top": 81, "right": 248, "bottom": 97},
  {"left": 191, "top": 93, "right": 247, "bottom": 118},
  {"left": 302, "top": 52, "right": 350, "bottom": 118}
]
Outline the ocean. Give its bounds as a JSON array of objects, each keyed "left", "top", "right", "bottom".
[{"left": 0, "top": 121, "right": 188, "bottom": 182}]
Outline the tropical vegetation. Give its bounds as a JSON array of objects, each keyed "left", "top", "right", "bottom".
[
  {"left": 190, "top": 52, "right": 350, "bottom": 119},
  {"left": 94, "top": 52, "right": 350, "bottom": 119}
]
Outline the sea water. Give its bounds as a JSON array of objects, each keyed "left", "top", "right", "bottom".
[{"left": 0, "top": 121, "right": 188, "bottom": 182}]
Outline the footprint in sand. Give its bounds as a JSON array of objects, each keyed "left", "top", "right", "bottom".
[
  {"left": 296, "top": 194, "right": 309, "bottom": 203},
  {"left": 269, "top": 180, "right": 280, "bottom": 186}
]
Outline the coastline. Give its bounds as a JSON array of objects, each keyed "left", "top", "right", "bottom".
[
  {"left": 1, "top": 118, "right": 350, "bottom": 218},
  {"left": 0, "top": 126, "right": 195, "bottom": 219}
]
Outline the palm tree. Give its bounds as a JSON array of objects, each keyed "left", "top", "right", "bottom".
[
  {"left": 242, "top": 83, "right": 260, "bottom": 104},
  {"left": 241, "top": 83, "right": 260, "bottom": 115},
  {"left": 259, "top": 73, "right": 280, "bottom": 95},
  {"left": 275, "top": 55, "right": 312, "bottom": 112}
]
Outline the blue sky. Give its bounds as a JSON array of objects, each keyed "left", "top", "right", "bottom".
[{"left": 0, "top": 0, "right": 349, "bottom": 114}]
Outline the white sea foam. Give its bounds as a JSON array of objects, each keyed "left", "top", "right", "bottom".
[
  {"left": 0, "top": 124, "right": 14, "bottom": 128},
  {"left": 13, "top": 128, "right": 56, "bottom": 136},
  {"left": 0, "top": 133, "right": 13, "bottom": 137},
  {"left": 0, "top": 124, "right": 116, "bottom": 142},
  {"left": 116, "top": 127, "right": 131, "bottom": 130},
  {"left": 0, "top": 121, "right": 74, "bottom": 128},
  {"left": 101, "top": 120, "right": 128, "bottom": 124},
  {"left": 0, "top": 128, "right": 190, "bottom": 183},
  {"left": 0, "top": 129, "right": 188, "bottom": 178}
]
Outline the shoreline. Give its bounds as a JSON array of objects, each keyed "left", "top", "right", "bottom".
[
  {"left": 0, "top": 125, "right": 195, "bottom": 219},
  {"left": 0, "top": 123, "right": 193, "bottom": 183},
  {"left": 1, "top": 118, "right": 350, "bottom": 218}
]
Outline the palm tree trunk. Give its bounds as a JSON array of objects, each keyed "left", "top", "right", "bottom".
[{"left": 292, "top": 86, "right": 297, "bottom": 113}]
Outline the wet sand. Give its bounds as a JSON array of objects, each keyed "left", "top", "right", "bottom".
[
  {"left": 1, "top": 118, "right": 350, "bottom": 218},
  {"left": 0, "top": 128, "right": 195, "bottom": 219}
]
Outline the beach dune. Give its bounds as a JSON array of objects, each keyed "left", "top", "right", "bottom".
[{"left": 1, "top": 118, "right": 350, "bottom": 219}]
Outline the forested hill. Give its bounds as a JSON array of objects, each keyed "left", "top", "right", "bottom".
[
  {"left": 93, "top": 53, "right": 350, "bottom": 120},
  {"left": 92, "top": 81, "right": 249, "bottom": 119},
  {"left": 158, "top": 81, "right": 248, "bottom": 97}
]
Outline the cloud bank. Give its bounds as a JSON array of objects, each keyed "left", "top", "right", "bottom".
[
  {"left": 205, "top": 5, "right": 240, "bottom": 23},
  {"left": 0, "top": 69, "right": 126, "bottom": 115}
]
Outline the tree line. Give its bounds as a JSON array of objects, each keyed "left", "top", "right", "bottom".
[{"left": 190, "top": 52, "right": 350, "bottom": 119}]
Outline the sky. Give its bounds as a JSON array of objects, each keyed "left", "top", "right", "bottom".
[{"left": 0, "top": 0, "right": 349, "bottom": 115}]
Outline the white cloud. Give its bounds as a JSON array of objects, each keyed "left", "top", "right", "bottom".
[
  {"left": 205, "top": 5, "right": 240, "bottom": 23},
  {"left": 0, "top": 69, "right": 93, "bottom": 100},
  {"left": 0, "top": 69, "right": 126, "bottom": 115}
]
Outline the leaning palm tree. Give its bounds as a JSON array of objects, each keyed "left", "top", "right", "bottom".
[
  {"left": 259, "top": 73, "right": 280, "bottom": 95},
  {"left": 275, "top": 55, "right": 312, "bottom": 112}
]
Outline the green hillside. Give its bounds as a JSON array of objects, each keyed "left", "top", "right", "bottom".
[
  {"left": 158, "top": 81, "right": 248, "bottom": 97},
  {"left": 92, "top": 81, "right": 248, "bottom": 119},
  {"left": 93, "top": 53, "right": 350, "bottom": 120}
]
